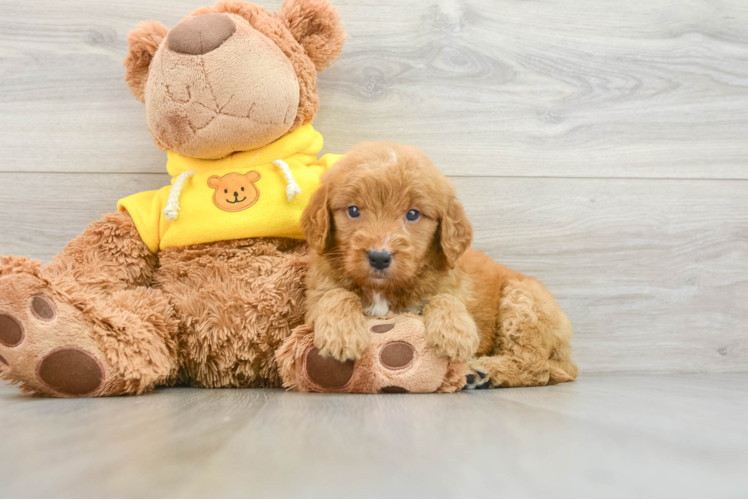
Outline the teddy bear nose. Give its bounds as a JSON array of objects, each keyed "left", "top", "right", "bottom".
[{"left": 167, "top": 13, "right": 237, "bottom": 55}]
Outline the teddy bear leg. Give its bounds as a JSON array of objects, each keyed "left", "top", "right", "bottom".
[
  {"left": 0, "top": 212, "right": 179, "bottom": 397},
  {"left": 156, "top": 237, "right": 309, "bottom": 388},
  {"left": 466, "top": 278, "right": 578, "bottom": 389}
]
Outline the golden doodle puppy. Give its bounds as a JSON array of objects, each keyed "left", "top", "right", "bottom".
[{"left": 301, "top": 143, "right": 578, "bottom": 388}]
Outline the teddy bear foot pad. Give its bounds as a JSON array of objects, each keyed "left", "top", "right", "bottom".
[
  {"left": 304, "top": 343, "right": 414, "bottom": 394},
  {"left": 0, "top": 272, "right": 109, "bottom": 397}
]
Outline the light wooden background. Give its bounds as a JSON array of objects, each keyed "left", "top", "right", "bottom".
[{"left": 1, "top": 0, "right": 747, "bottom": 375}]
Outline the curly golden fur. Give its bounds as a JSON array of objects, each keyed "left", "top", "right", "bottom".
[{"left": 301, "top": 142, "right": 578, "bottom": 387}]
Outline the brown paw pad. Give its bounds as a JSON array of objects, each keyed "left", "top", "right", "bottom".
[
  {"left": 382, "top": 386, "right": 409, "bottom": 394},
  {"left": 305, "top": 347, "right": 354, "bottom": 390},
  {"left": 0, "top": 314, "right": 24, "bottom": 347},
  {"left": 371, "top": 323, "right": 394, "bottom": 333},
  {"left": 379, "top": 341, "right": 415, "bottom": 370},
  {"left": 37, "top": 348, "right": 104, "bottom": 396},
  {"left": 31, "top": 295, "right": 56, "bottom": 321}
]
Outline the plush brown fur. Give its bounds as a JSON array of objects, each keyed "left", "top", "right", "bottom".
[
  {"left": 0, "top": 212, "right": 309, "bottom": 396},
  {"left": 0, "top": 0, "right": 345, "bottom": 397},
  {"left": 276, "top": 0, "right": 346, "bottom": 71},
  {"left": 301, "top": 143, "right": 578, "bottom": 387},
  {"left": 123, "top": 20, "right": 169, "bottom": 103},
  {"left": 158, "top": 237, "right": 308, "bottom": 388}
]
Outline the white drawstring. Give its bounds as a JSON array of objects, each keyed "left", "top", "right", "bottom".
[
  {"left": 163, "top": 171, "right": 195, "bottom": 221},
  {"left": 272, "top": 159, "right": 302, "bottom": 201}
]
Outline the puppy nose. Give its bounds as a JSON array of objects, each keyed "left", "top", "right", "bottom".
[
  {"left": 167, "top": 13, "right": 236, "bottom": 55},
  {"left": 367, "top": 250, "right": 392, "bottom": 271}
]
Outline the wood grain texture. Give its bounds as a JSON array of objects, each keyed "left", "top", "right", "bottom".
[
  {"left": 1, "top": 173, "right": 746, "bottom": 374},
  {"left": 0, "top": 173, "right": 170, "bottom": 263},
  {"left": 1, "top": 0, "right": 748, "bottom": 177},
  {"left": 0, "top": 374, "right": 746, "bottom": 497}
]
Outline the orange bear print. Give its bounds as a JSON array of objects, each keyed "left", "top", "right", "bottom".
[{"left": 208, "top": 171, "right": 261, "bottom": 212}]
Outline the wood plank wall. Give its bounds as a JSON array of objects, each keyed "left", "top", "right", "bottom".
[{"left": 1, "top": 0, "right": 746, "bottom": 374}]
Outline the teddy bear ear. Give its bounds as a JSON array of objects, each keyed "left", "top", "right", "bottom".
[
  {"left": 276, "top": 0, "right": 346, "bottom": 72},
  {"left": 123, "top": 20, "right": 169, "bottom": 103}
]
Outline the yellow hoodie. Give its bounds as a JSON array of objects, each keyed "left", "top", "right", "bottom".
[{"left": 117, "top": 124, "right": 340, "bottom": 253}]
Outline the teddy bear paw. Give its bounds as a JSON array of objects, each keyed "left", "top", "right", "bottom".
[
  {"left": 303, "top": 327, "right": 420, "bottom": 393},
  {"left": 282, "top": 315, "right": 466, "bottom": 393},
  {"left": 0, "top": 268, "right": 108, "bottom": 397}
]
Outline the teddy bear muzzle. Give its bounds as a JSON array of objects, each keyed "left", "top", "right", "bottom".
[{"left": 167, "top": 13, "right": 237, "bottom": 55}]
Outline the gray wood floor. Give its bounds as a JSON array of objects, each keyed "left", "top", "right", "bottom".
[
  {"left": 0, "top": 374, "right": 746, "bottom": 498},
  {"left": 1, "top": 1, "right": 748, "bottom": 497}
]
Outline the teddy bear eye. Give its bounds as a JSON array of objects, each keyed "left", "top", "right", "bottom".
[
  {"left": 241, "top": 187, "right": 245, "bottom": 191},
  {"left": 224, "top": 189, "right": 228, "bottom": 193}
]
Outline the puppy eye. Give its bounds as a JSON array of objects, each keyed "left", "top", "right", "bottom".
[
  {"left": 347, "top": 206, "right": 361, "bottom": 219},
  {"left": 406, "top": 209, "right": 420, "bottom": 222}
]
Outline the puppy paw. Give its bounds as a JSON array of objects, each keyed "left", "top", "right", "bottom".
[
  {"left": 423, "top": 297, "right": 480, "bottom": 362},
  {"left": 313, "top": 315, "right": 370, "bottom": 361},
  {"left": 428, "top": 330, "right": 479, "bottom": 362},
  {"left": 463, "top": 367, "right": 494, "bottom": 390}
]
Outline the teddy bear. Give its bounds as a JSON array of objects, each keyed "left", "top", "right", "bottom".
[{"left": 0, "top": 0, "right": 466, "bottom": 397}]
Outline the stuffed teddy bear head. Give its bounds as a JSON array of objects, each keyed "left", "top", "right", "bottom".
[{"left": 123, "top": 0, "right": 345, "bottom": 160}]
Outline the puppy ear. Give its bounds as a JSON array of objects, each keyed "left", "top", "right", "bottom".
[
  {"left": 301, "top": 182, "right": 334, "bottom": 254},
  {"left": 438, "top": 198, "right": 473, "bottom": 268},
  {"left": 123, "top": 20, "right": 169, "bottom": 102},
  {"left": 276, "top": 0, "right": 346, "bottom": 72}
]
